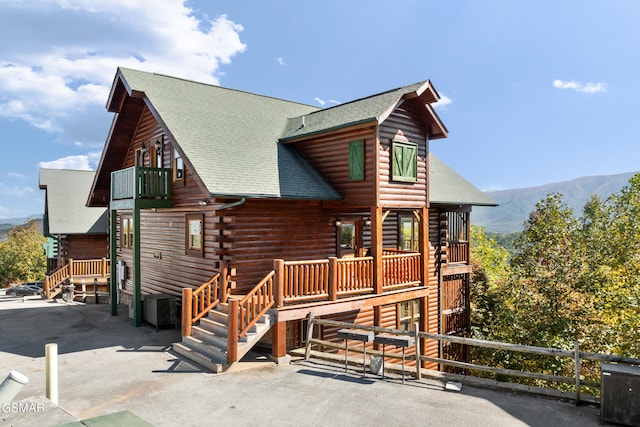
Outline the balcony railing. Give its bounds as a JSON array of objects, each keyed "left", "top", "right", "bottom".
[
  {"left": 274, "top": 252, "right": 421, "bottom": 306},
  {"left": 111, "top": 167, "right": 171, "bottom": 201}
]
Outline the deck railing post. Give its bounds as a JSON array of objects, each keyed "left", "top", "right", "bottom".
[
  {"left": 181, "top": 288, "right": 192, "bottom": 338},
  {"left": 227, "top": 299, "right": 239, "bottom": 363},
  {"left": 44, "top": 276, "right": 50, "bottom": 300},
  {"left": 220, "top": 260, "right": 229, "bottom": 303},
  {"left": 102, "top": 257, "right": 108, "bottom": 277},
  {"left": 68, "top": 258, "right": 74, "bottom": 280},
  {"left": 328, "top": 257, "right": 338, "bottom": 301},
  {"left": 274, "top": 259, "right": 285, "bottom": 307}
]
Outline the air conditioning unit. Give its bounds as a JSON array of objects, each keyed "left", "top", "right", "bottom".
[{"left": 601, "top": 362, "right": 640, "bottom": 426}]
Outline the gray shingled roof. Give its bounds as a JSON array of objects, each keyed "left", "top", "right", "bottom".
[
  {"left": 39, "top": 169, "right": 108, "bottom": 234},
  {"left": 429, "top": 154, "right": 497, "bottom": 206},
  {"left": 117, "top": 68, "right": 341, "bottom": 200},
  {"left": 280, "top": 82, "right": 427, "bottom": 141}
]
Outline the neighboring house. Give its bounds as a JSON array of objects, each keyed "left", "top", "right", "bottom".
[
  {"left": 87, "top": 67, "right": 494, "bottom": 371},
  {"left": 39, "top": 169, "right": 109, "bottom": 270}
]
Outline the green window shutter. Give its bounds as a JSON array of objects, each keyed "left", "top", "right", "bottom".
[
  {"left": 349, "top": 139, "right": 365, "bottom": 181},
  {"left": 392, "top": 141, "right": 418, "bottom": 182}
]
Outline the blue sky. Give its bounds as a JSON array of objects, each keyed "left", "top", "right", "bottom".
[{"left": 0, "top": 0, "right": 638, "bottom": 219}]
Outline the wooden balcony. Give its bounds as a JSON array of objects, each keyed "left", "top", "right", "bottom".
[
  {"left": 273, "top": 253, "right": 427, "bottom": 321},
  {"left": 110, "top": 166, "right": 172, "bottom": 209}
]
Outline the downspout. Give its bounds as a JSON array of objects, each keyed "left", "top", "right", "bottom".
[{"left": 218, "top": 197, "right": 246, "bottom": 211}]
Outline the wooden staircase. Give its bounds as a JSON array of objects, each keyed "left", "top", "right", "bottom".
[
  {"left": 173, "top": 302, "right": 276, "bottom": 373},
  {"left": 44, "top": 258, "right": 110, "bottom": 300}
]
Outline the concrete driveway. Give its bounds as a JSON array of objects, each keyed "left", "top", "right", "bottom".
[{"left": 0, "top": 296, "right": 600, "bottom": 426}]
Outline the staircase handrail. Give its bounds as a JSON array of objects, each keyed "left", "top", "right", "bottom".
[
  {"left": 180, "top": 272, "right": 221, "bottom": 338},
  {"left": 44, "top": 264, "right": 69, "bottom": 299},
  {"left": 237, "top": 270, "right": 275, "bottom": 339},
  {"left": 227, "top": 270, "right": 275, "bottom": 363}
]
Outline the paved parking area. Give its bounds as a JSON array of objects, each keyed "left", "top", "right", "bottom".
[{"left": 0, "top": 296, "right": 600, "bottom": 426}]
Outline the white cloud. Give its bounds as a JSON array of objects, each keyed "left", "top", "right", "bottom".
[
  {"left": 314, "top": 97, "right": 326, "bottom": 106},
  {"left": 553, "top": 79, "right": 607, "bottom": 93},
  {"left": 0, "top": 0, "right": 247, "bottom": 145},
  {"left": 432, "top": 94, "right": 452, "bottom": 109},
  {"left": 276, "top": 57, "right": 285, "bottom": 65},
  {"left": 38, "top": 153, "right": 99, "bottom": 170}
]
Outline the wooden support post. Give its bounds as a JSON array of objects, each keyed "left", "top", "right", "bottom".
[
  {"left": 44, "top": 276, "right": 50, "bottom": 300},
  {"left": 371, "top": 206, "right": 383, "bottom": 295},
  {"left": 418, "top": 206, "right": 429, "bottom": 287},
  {"left": 305, "top": 312, "right": 315, "bottom": 360},
  {"left": 109, "top": 209, "right": 118, "bottom": 315},
  {"left": 220, "top": 260, "right": 229, "bottom": 303},
  {"left": 328, "top": 257, "right": 338, "bottom": 301},
  {"left": 181, "top": 288, "right": 192, "bottom": 338},
  {"left": 271, "top": 320, "right": 287, "bottom": 360},
  {"left": 132, "top": 205, "right": 142, "bottom": 327},
  {"left": 227, "top": 299, "right": 239, "bottom": 363},
  {"left": 102, "top": 257, "right": 108, "bottom": 277},
  {"left": 68, "top": 258, "right": 74, "bottom": 281},
  {"left": 274, "top": 259, "right": 285, "bottom": 307}
]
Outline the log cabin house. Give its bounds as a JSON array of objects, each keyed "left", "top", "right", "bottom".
[
  {"left": 40, "top": 169, "right": 110, "bottom": 298},
  {"left": 86, "top": 67, "right": 495, "bottom": 372}
]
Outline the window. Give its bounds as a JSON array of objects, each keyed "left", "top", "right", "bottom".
[
  {"left": 399, "top": 215, "right": 419, "bottom": 252},
  {"left": 398, "top": 299, "right": 420, "bottom": 331},
  {"left": 174, "top": 149, "right": 184, "bottom": 181},
  {"left": 186, "top": 213, "right": 204, "bottom": 257},
  {"left": 349, "top": 139, "right": 364, "bottom": 181},
  {"left": 121, "top": 216, "right": 133, "bottom": 249},
  {"left": 391, "top": 141, "right": 417, "bottom": 182}
]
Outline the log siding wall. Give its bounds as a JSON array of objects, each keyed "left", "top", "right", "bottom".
[{"left": 378, "top": 103, "right": 428, "bottom": 208}]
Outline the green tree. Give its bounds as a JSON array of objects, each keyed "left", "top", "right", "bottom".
[
  {"left": 0, "top": 220, "right": 47, "bottom": 286},
  {"left": 469, "top": 225, "right": 511, "bottom": 340}
]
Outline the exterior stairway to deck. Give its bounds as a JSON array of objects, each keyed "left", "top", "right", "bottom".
[{"left": 172, "top": 302, "right": 276, "bottom": 373}]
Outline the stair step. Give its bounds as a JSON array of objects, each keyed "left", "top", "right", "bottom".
[
  {"left": 208, "top": 309, "right": 228, "bottom": 324},
  {"left": 215, "top": 303, "right": 229, "bottom": 314},
  {"left": 192, "top": 325, "right": 229, "bottom": 349},
  {"left": 198, "top": 318, "right": 250, "bottom": 343},
  {"left": 172, "top": 342, "right": 225, "bottom": 373},
  {"left": 182, "top": 336, "right": 227, "bottom": 361},
  {"left": 199, "top": 318, "right": 228, "bottom": 336}
]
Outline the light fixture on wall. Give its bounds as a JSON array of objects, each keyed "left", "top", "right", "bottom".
[
  {"left": 334, "top": 219, "right": 342, "bottom": 228},
  {"left": 140, "top": 143, "right": 147, "bottom": 155},
  {"left": 198, "top": 198, "right": 211, "bottom": 206},
  {"left": 154, "top": 139, "right": 163, "bottom": 152},
  {"left": 363, "top": 217, "right": 372, "bottom": 229}
]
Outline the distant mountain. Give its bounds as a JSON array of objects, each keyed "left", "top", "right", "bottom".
[
  {"left": 0, "top": 215, "right": 42, "bottom": 241},
  {"left": 0, "top": 215, "right": 42, "bottom": 226},
  {"left": 473, "top": 172, "right": 639, "bottom": 234}
]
